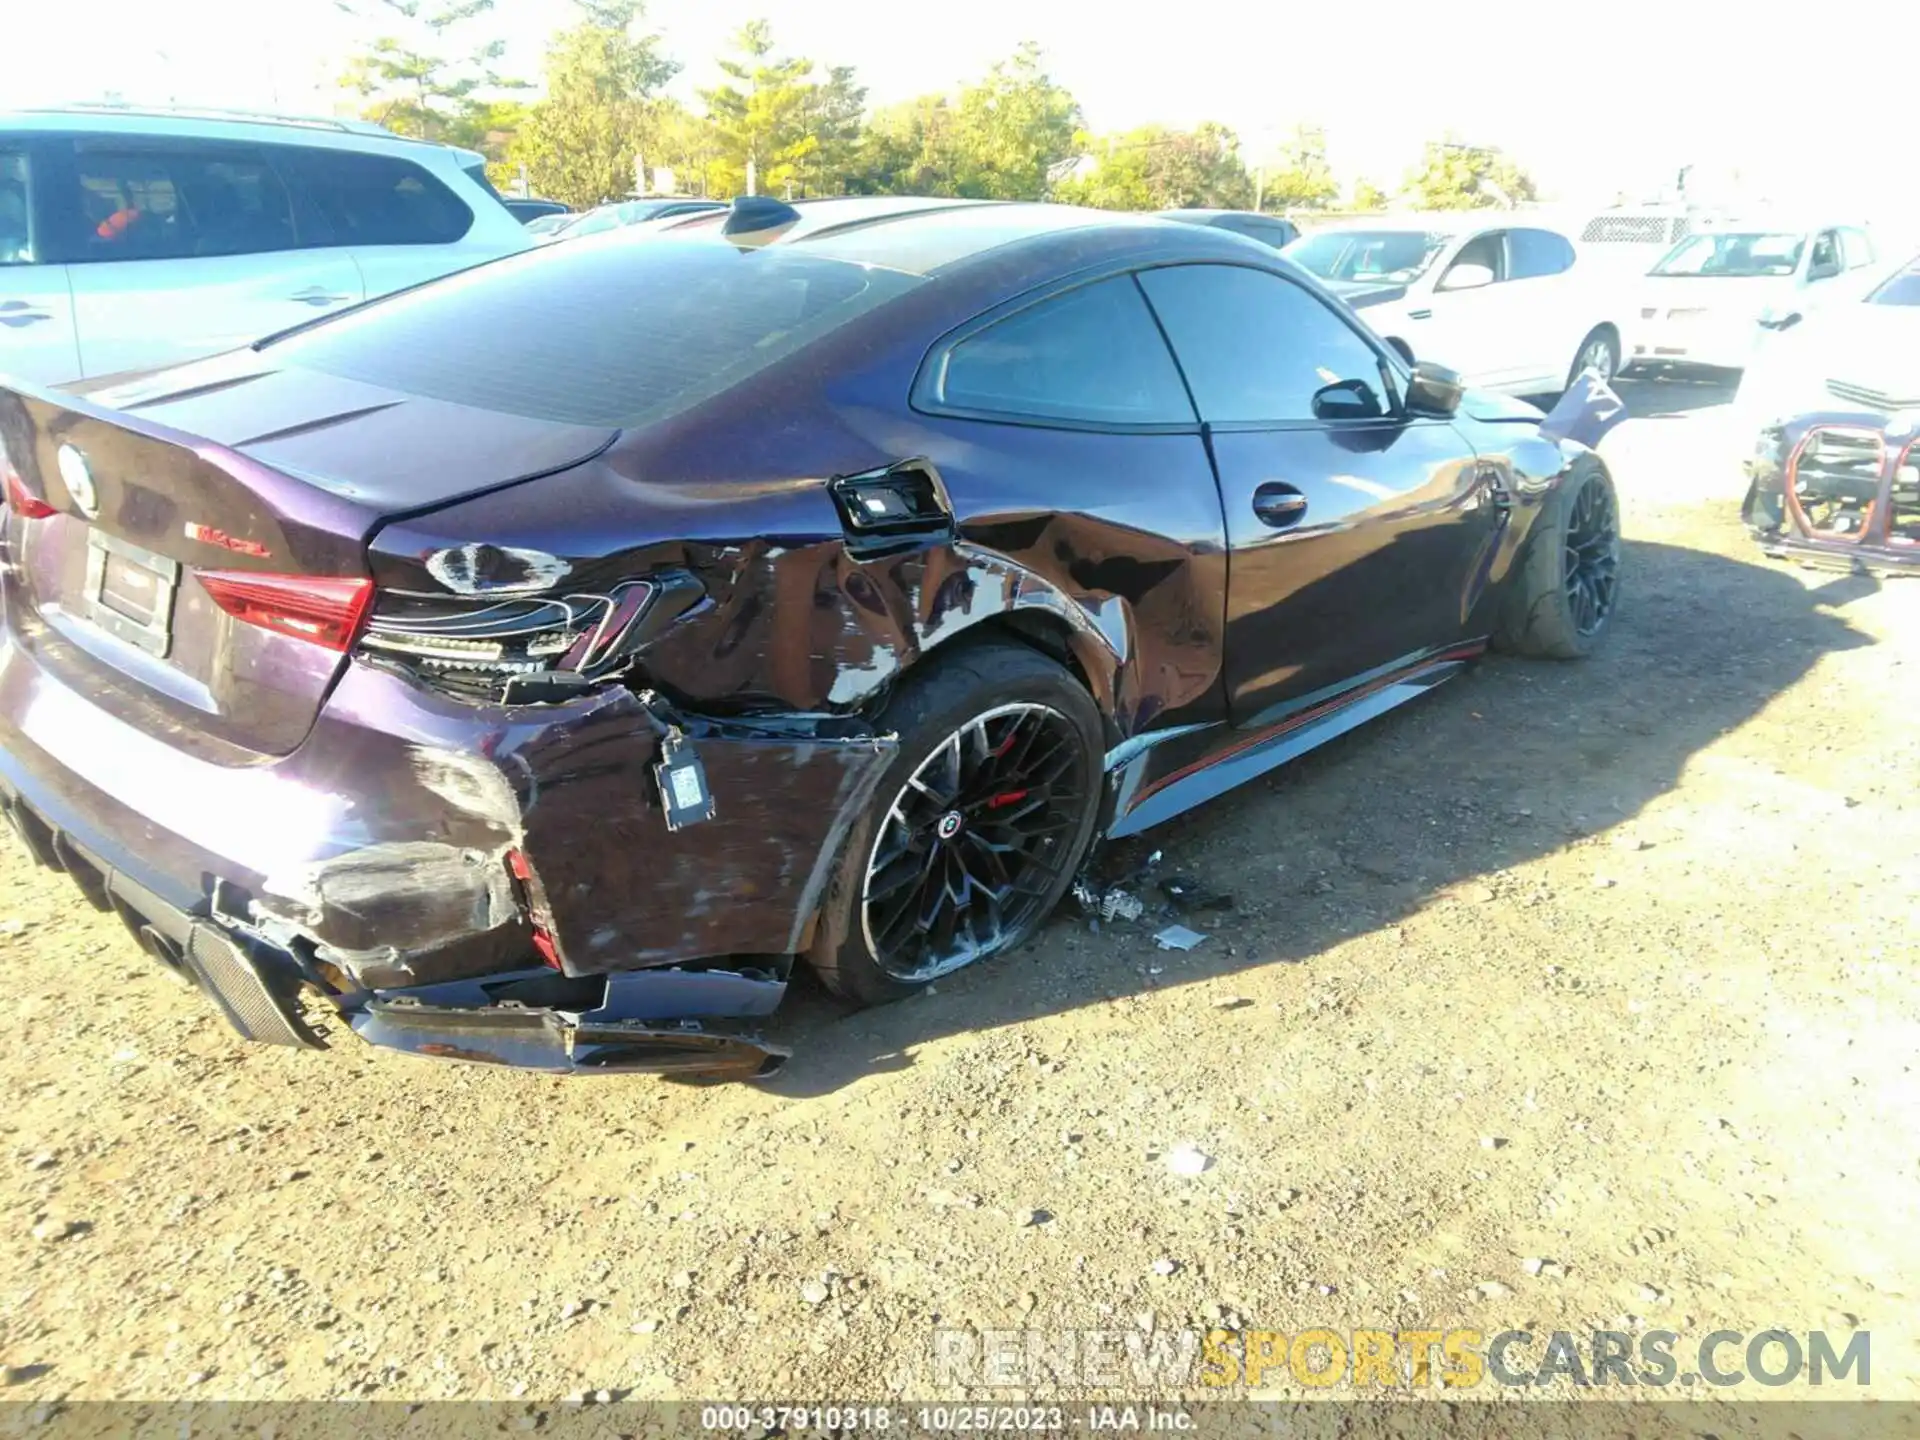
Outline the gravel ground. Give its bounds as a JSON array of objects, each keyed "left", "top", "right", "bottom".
[{"left": 2, "top": 375, "right": 1916, "bottom": 1423}]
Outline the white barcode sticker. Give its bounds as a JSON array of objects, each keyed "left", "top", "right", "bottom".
[{"left": 670, "top": 765, "right": 704, "bottom": 810}]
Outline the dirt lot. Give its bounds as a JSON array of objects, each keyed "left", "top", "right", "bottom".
[{"left": 2, "top": 375, "right": 1917, "bottom": 1418}]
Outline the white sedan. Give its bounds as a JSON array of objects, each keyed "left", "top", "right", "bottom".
[
  {"left": 1282, "top": 216, "right": 1629, "bottom": 398},
  {"left": 1734, "top": 252, "right": 1920, "bottom": 440},
  {"left": 1632, "top": 221, "right": 1880, "bottom": 373}
]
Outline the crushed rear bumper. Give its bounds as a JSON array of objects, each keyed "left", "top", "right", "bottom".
[
  {"left": 0, "top": 775, "right": 791, "bottom": 1076},
  {"left": 0, "top": 631, "right": 890, "bottom": 1076}
]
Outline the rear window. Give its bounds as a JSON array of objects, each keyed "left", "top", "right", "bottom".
[{"left": 265, "top": 237, "right": 922, "bottom": 427}]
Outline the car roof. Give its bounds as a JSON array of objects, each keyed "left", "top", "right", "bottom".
[
  {"left": 0, "top": 104, "right": 478, "bottom": 162},
  {"left": 1158, "top": 208, "right": 1290, "bottom": 223},
  {"left": 1688, "top": 217, "right": 1861, "bottom": 234},
  {"left": 1307, "top": 212, "right": 1578, "bottom": 238},
  {"left": 644, "top": 196, "right": 1197, "bottom": 276}
]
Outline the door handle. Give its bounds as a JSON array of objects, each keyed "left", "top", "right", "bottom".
[
  {"left": 288, "top": 288, "right": 351, "bottom": 307},
  {"left": 0, "top": 301, "right": 51, "bottom": 327},
  {"left": 1252, "top": 482, "right": 1309, "bottom": 529},
  {"left": 1407, "top": 308, "right": 1433, "bottom": 320}
]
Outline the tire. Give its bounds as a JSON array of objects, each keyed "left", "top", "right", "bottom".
[
  {"left": 1493, "top": 454, "right": 1622, "bottom": 660},
  {"left": 807, "top": 640, "right": 1104, "bottom": 1006},
  {"left": 1567, "top": 326, "right": 1621, "bottom": 391}
]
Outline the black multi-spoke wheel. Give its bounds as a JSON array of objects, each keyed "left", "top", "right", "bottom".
[
  {"left": 863, "top": 702, "right": 1089, "bottom": 982},
  {"left": 809, "top": 643, "right": 1103, "bottom": 1005},
  {"left": 1563, "top": 473, "right": 1620, "bottom": 638},
  {"left": 1494, "top": 455, "right": 1623, "bottom": 660}
]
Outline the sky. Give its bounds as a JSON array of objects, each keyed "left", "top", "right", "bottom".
[{"left": 8, "top": 0, "right": 1916, "bottom": 220}]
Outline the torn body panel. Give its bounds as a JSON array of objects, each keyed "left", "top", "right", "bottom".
[{"left": 349, "top": 965, "right": 793, "bottom": 1079}]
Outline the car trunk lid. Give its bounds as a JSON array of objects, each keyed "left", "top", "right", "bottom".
[{"left": 0, "top": 355, "right": 614, "bottom": 761}]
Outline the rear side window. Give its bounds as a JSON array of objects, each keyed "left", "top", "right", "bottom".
[
  {"left": 1509, "top": 228, "right": 1576, "bottom": 278},
  {"left": 65, "top": 143, "right": 299, "bottom": 262},
  {"left": 1138, "top": 263, "right": 1388, "bottom": 425},
  {"left": 280, "top": 149, "right": 472, "bottom": 247},
  {"left": 267, "top": 239, "right": 921, "bottom": 427},
  {"left": 0, "top": 150, "right": 32, "bottom": 265},
  {"left": 934, "top": 276, "right": 1193, "bottom": 426}
]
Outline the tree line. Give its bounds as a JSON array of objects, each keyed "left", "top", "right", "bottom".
[{"left": 339, "top": 0, "right": 1537, "bottom": 214}]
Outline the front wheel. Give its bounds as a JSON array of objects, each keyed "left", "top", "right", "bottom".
[
  {"left": 807, "top": 641, "right": 1104, "bottom": 1006},
  {"left": 1567, "top": 327, "right": 1621, "bottom": 391},
  {"left": 1494, "top": 455, "right": 1622, "bottom": 659}
]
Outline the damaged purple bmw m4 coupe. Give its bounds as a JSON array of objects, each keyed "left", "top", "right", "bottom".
[{"left": 0, "top": 196, "right": 1622, "bottom": 1078}]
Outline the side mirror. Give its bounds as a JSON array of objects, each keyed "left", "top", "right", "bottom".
[
  {"left": 1311, "top": 378, "right": 1385, "bottom": 421},
  {"left": 1405, "top": 361, "right": 1464, "bottom": 418},
  {"left": 1438, "top": 262, "right": 1495, "bottom": 292}
]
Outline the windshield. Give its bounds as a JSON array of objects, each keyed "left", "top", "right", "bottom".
[
  {"left": 1868, "top": 257, "right": 1920, "bottom": 306},
  {"left": 558, "top": 207, "right": 623, "bottom": 238},
  {"left": 1651, "top": 231, "right": 1804, "bottom": 278},
  {"left": 1283, "top": 230, "right": 1449, "bottom": 284}
]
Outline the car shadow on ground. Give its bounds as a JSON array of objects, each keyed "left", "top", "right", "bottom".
[
  {"left": 755, "top": 535, "right": 1878, "bottom": 1096},
  {"left": 1610, "top": 372, "right": 1740, "bottom": 419}
]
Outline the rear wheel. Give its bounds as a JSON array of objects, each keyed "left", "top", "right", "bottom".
[
  {"left": 1494, "top": 455, "right": 1621, "bottom": 659},
  {"left": 807, "top": 642, "right": 1103, "bottom": 1006}
]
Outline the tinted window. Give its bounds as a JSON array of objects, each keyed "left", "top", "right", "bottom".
[
  {"left": 1284, "top": 229, "right": 1447, "bottom": 283},
  {"left": 65, "top": 143, "right": 299, "bottom": 262},
  {"left": 1809, "top": 231, "right": 1840, "bottom": 274},
  {"left": 1509, "top": 228, "right": 1575, "bottom": 279},
  {"left": 1443, "top": 231, "right": 1506, "bottom": 283},
  {"left": 268, "top": 239, "right": 920, "bottom": 427},
  {"left": 1212, "top": 215, "right": 1298, "bottom": 251},
  {"left": 0, "top": 150, "right": 31, "bottom": 265},
  {"left": 281, "top": 149, "right": 471, "bottom": 246},
  {"left": 937, "top": 275, "right": 1193, "bottom": 426},
  {"left": 1138, "top": 264, "right": 1388, "bottom": 424}
]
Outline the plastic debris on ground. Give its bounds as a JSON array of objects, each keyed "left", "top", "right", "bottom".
[
  {"left": 1153, "top": 924, "right": 1207, "bottom": 951},
  {"left": 1164, "top": 1143, "right": 1214, "bottom": 1177},
  {"left": 1160, "top": 874, "right": 1234, "bottom": 912},
  {"left": 1073, "top": 879, "right": 1145, "bottom": 926}
]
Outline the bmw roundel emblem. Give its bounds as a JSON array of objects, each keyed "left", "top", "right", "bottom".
[{"left": 56, "top": 445, "right": 98, "bottom": 519}]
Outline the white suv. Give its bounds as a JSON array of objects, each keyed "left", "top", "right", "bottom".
[
  {"left": 1283, "top": 215, "right": 1630, "bottom": 397},
  {"left": 0, "top": 105, "right": 530, "bottom": 386}
]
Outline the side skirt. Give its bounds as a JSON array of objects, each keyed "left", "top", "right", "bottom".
[{"left": 1105, "top": 643, "right": 1486, "bottom": 839}]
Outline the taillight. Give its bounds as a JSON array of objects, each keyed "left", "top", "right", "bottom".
[
  {"left": 4, "top": 465, "right": 57, "bottom": 520},
  {"left": 506, "top": 848, "right": 564, "bottom": 970},
  {"left": 197, "top": 570, "right": 374, "bottom": 652},
  {"left": 356, "top": 577, "right": 670, "bottom": 702}
]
